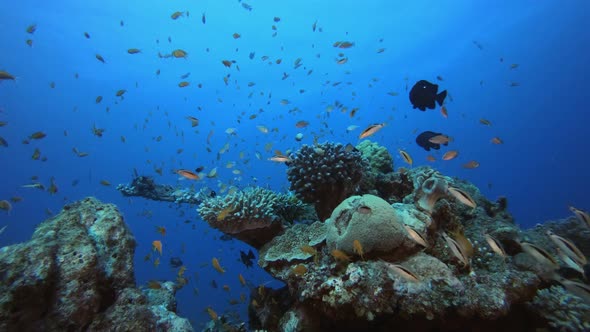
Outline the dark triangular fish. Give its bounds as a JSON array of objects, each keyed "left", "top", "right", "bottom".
[
  {"left": 409, "top": 80, "right": 447, "bottom": 111},
  {"left": 416, "top": 131, "right": 447, "bottom": 151},
  {"left": 240, "top": 249, "right": 255, "bottom": 268}
]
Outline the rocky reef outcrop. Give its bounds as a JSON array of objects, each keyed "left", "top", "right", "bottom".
[
  {"left": 251, "top": 163, "right": 589, "bottom": 331},
  {"left": 112, "top": 140, "right": 590, "bottom": 331},
  {"left": 0, "top": 197, "right": 193, "bottom": 331}
]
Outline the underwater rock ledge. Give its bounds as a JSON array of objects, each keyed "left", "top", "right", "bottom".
[{"left": 0, "top": 197, "right": 193, "bottom": 332}]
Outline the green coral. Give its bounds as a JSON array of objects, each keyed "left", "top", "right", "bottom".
[
  {"left": 198, "top": 187, "right": 305, "bottom": 226},
  {"left": 356, "top": 140, "right": 394, "bottom": 174},
  {"left": 197, "top": 187, "right": 306, "bottom": 248}
]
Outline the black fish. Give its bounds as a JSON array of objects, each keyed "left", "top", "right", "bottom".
[
  {"left": 416, "top": 131, "right": 447, "bottom": 151},
  {"left": 240, "top": 249, "right": 255, "bottom": 268},
  {"left": 409, "top": 80, "right": 447, "bottom": 111},
  {"left": 169, "top": 257, "right": 183, "bottom": 268}
]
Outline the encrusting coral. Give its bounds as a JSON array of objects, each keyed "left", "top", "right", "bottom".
[{"left": 286, "top": 142, "right": 366, "bottom": 221}]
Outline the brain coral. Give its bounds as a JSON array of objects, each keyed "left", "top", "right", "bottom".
[
  {"left": 286, "top": 142, "right": 366, "bottom": 221},
  {"left": 198, "top": 187, "right": 305, "bottom": 248},
  {"left": 325, "top": 194, "right": 409, "bottom": 257}
]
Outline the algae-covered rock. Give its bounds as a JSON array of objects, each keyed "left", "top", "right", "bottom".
[
  {"left": 0, "top": 197, "right": 193, "bottom": 331},
  {"left": 325, "top": 195, "right": 408, "bottom": 256}
]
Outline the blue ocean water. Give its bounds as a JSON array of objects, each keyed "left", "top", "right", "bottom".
[{"left": 0, "top": 0, "right": 588, "bottom": 328}]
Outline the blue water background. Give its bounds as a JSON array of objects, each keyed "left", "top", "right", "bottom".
[{"left": 1, "top": 0, "right": 589, "bottom": 328}]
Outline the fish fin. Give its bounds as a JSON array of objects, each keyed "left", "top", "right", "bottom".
[{"left": 436, "top": 90, "right": 447, "bottom": 106}]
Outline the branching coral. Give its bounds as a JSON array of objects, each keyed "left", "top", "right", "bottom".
[
  {"left": 286, "top": 142, "right": 366, "bottom": 221},
  {"left": 198, "top": 187, "right": 305, "bottom": 248}
]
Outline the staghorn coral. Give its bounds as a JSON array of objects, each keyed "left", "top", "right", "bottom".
[
  {"left": 286, "top": 142, "right": 366, "bottom": 221},
  {"left": 198, "top": 187, "right": 306, "bottom": 248},
  {"left": 528, "top": 286, "right": 590, "bottom": 331}
]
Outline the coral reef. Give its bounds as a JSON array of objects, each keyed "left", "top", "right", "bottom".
[
  {"left": 528, "top": 285, "right": 590, "bottom": 331},
  {"left": 286, "top": 142, "right": 366, "bottom": 221},
  {"left": 356, "top": 140, "right": 395, "bottom": 196},
  {"left": 325, "top": 195, "right": 411, "bottom": 258},
  {"left": 197, "top": 187, "right": 306, "bottom": 249},
  {"left": 251, "top": 163, "right": 585, "bottom": 331},
  {"left": 117, "top": 174, "right": 213, "bottom": 205},
  {"left": 0, "top": 197, "right": 193, "bottom": 331}
]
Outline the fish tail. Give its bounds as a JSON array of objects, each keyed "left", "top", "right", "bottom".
[{"left": 436, "top": 90, "right": 447, "bottom": 106}]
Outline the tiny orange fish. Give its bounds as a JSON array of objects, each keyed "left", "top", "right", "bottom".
[
  {"left": 212, "top": 257, "right": 225, "bottom": 273},
  {"left": 152, "top": 240, "right": 162, "bottom": 255},
  {"left": 439, "top": 106, "right": 448, "bottom": 118},
  {"left": 359, "top": 123, "right": 385, "bottom": 139},
  {"left": 331, "top": 249, "right": 350, "bottom": 262},
  {"left": 156, "top": 226, "right": 166, "bottom": 236},
  {"left": 206, "top": 307, "right": 218, "bottom": 320},
  {"left": 462, "top": 160, "right": 480, "bottom": 169},
  {"left": 491, "top": 137, "right": 503, "bottom": 144},
  {"left": 176, "top": 169, "right": 199, "bottom": 180},
  {"left": 232, "top": 32, "right": 241, "bottom": 39},
  {"left": 295, "top": 120, "right": 309, "bottom": 128},
  {"left": 442, "top": 150, "right": 459, "bottom": 161},
  {"left": 292, "top": 264, "right": 308, "bottom": 276},
  {"left": 353, "top": 240, "right": 364, "bottom": 260}
]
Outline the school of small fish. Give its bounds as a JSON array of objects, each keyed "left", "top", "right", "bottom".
[{"left": 0, "top": 3, "right": 585, "bottom": 325}]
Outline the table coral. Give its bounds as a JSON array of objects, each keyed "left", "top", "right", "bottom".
[{"left": 198, "top": 187, "right": 305, "bottom": 248}]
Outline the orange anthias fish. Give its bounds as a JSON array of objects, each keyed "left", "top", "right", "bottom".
[
  {"left": 295, "top": 120, "right": 309, "bottom": 128},
  {"left": 212, "top": 257, "right": 225, "bottom": 273},
  {"left": 462, "top": 160, "right": 480, "bottom": 169},
  {"left": 440, "top": 105, "right": 448, "bottom": 118},
  {"left": 491, "top": 137, "right": 504, "bottom": 144},
  {"left": 428, "top": 134, "right": 452, "bottom": 145},
  {"left": 156, "top": 226, "right": 166, "bottom": 236},
  {"left": 152, "top": 240, "right": 163, "bottom": 255},
  {"left": 268, "top": 155, "right": 291, "bottom": 163},
  {"left": 442, "top": 150, "right": 459, "bottom": 161},
  {"left": 353, "top": 240, "right": 364, "bottom": 260},
  {"left": 359, "top": 123, "right": 385, "bottom": 139},
  {"left": 176, "top": 169, "right": 199, "bottom": 180}
]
